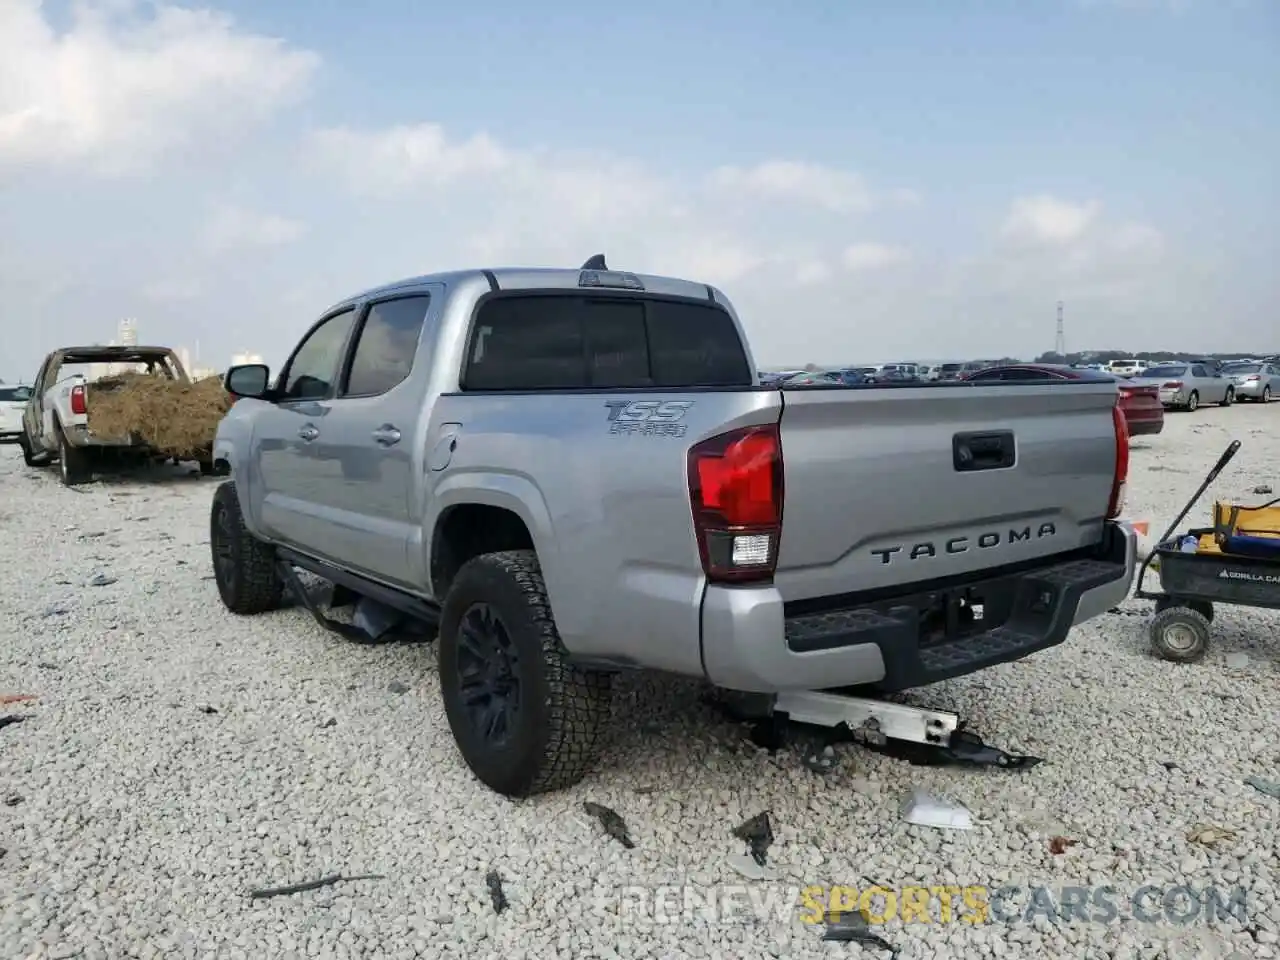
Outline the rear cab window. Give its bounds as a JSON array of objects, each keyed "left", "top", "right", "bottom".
[{"left": 462, "top": 294, "right": 753, "bottom": 390}]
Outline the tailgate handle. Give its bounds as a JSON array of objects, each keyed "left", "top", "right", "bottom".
[{"left": 953, "top": 431, "right": 1015, "bottom": 472}]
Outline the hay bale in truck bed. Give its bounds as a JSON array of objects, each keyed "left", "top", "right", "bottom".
[{"left": 85, "top": 373, "right": 232, "bottom": 459}]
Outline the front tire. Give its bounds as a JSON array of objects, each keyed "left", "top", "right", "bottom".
[
  {"left": 1186, "top": 391, "right": 1199, "bottom": 412},
  {"left": 210, "top": 481, "right": 284, "bottom": 614},
  {"left": 1149, "top": 606, "right": 1211, "bottom": 663},
  {"left": 438, "top": 550, "right": 612, "bottom": 797}
]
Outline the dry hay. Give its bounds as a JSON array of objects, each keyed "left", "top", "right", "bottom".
[{"left": 86, "top": 372, "right": 231, "bottom": 459}]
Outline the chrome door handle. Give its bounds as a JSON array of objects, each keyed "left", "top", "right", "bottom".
[
  {"left": 372, "top": 424, "right": 401, "bottom": 446},
  {"left": 298, "top": 425, "right": 319, "bottom": 441}
]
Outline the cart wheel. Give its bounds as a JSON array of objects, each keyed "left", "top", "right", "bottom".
[
  {"left": 1149, "top": 606, "right": 1211, "bottom": 663},
  {"left": 1155, "top": 595, "right": 1213, "bottom": 623}
]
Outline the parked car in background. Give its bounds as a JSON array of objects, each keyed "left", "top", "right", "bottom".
[
  {"left": 960, "top": 363, "right": 1164, "bottom": 436},
  {"left": 936, "top": 362, "right": 966, "bottom": 381},
  {"left": 0, "top": 383, "right": 33, "bottom": 444},
  {"left": 780, "top": 371, "right": 843, "bottom": 386},
  {"left": 1127, "top": 362, "right": 1234, "bottom": 411},
  {"left": 1221, "top": 360, "right": 1280, "bottom": 402},
  {"left": 1108, "top": 359, "right": 1144, "bottom": 376}
]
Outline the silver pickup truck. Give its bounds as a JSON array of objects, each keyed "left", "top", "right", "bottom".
[{"left": 210, "top": 260, "right": 1136, "bottom": 796}]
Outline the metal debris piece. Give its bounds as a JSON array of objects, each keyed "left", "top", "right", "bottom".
[
  {"left": 1186, "top": 824, "right": 1237, "bottom": 847},
  {"left": 485, "top": 870, "right": 509, "bottom": 914},
  {"left": 901, "top": 789, "right": 972, "bottom": 830},
  {"left": 248, "top": 873, "right": 385, "bottom": 899},
  {"left": 1245, "top": 776, "right": 1280, "bottom": 800},
  {"left": 583, "top": 801, "right": 634, "bottom": 848},
  {"left": 821, "top": 909, "right": 899, "bottom": 954},
  {"left": 353, "top": 596, "right": 404, "bottom": 640},
  {"left": 865, "top": 727, "right": 1044, "bottom": 770},
  {"left": 87, "top": 572, "right": 118, "bottom": 587},
  {"left": 733, "top": 811, "right": 774, "bottom": 866}
]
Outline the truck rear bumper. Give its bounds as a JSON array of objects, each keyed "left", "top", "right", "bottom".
[{"left": 701, "top": 520, "right": 1135, "bottom": 694}]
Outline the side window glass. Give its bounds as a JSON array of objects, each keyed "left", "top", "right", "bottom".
[
  {"left": 280, "top": 309, "right": 356, "bottom": 401},
  {"left": 344, "top": 295, "right": 431, "bottom": 397},
  {"left": 1191, "top": 365, "right": 1207, "bottom": 378},
  {"left": 465, "top": 297, "right": 586, "bottom": 390}
]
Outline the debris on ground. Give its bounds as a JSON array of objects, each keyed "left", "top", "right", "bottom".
[
  {"left": 1245, "top": 776, "right": 1280, "bottom": 800},
  {"left": 4, "top": 795, "right": 23, "bottom": 807},
  {"left": 387, "top": 681, "right": 410, "bottom": 695},
  {"left": 86, "top": 572, "right": 119, "bottom": 587},
  {"left": 1186, "top": 824, "right": 1237, "bottom": 847},
  {"left": 485, "top": 870, "right": 508, "bottom": 914},
  {"left": 1049, "top": 836, "right": 1077, "bottom": 855},
  {"left": 352, "top": 597, "right": 405, "bottom": 640},
  {"left": 247, "top": 873, "right": 385, "bottom": 899},
  {"left": 864, "top": 727, "right": 1044, "bottom": 770},
  {"left": 1224, "top": 652, "right": 1250, "bottom": 669},
  {"left": 802, "top": 744, "right": 839, "bottom": 774},
  {"left": 1160, "top": 760, "right": 1180, "bottom": 771},
  {"left": 1254, "top": 485, "right": 1274, "bottom": 495},
  {"left": 821, "top": 909, "right": 899, "bottom": 954},
  {"left": 583, "top": 801, "right": 634, "bottom": 848},
  {"left": 0, "top": 694, "right": 36, "bottom": 706},
  {"left": 733, "top": 811, "right": 774, "bottom": 866},
  {"left": 726, "top": 851, "right": 778, "bottom": 881},
  {"left": 197, "top": 705, "right": 218, "bottom": 715},
  {"left": 901, "top": 789, "right": 972, "bottom": 830},
  {"left": 0, "top": 716, "right": 28, "bottom": 731}
]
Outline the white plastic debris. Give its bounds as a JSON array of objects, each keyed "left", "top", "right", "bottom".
[
  {"left": 901, "top": 789, "right": 973, "bottom": 830},
  {"left": 726, "top": 851, "right": 778, "bottom": 881}
]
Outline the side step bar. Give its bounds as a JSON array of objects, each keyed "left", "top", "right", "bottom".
[{"left": 773, "top": 691, "right": 959, "bottom": 746}]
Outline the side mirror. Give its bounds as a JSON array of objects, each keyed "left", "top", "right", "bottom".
[{"left": 225, "top": 363, "right": 271, "bottom": 399}]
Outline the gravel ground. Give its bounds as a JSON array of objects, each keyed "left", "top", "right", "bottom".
[{"left": 2, "top": 403, "right": 1278, "bottom": 960}]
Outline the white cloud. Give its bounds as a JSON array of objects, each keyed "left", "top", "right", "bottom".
[
  {"left": 707, "top": 160, "right": 877, "bottom": 213},
  {"left": 841, "top": 242, "right": 912, "bottom": 271},
  {"left": 1001, "top": 195, "right": 1102, "bottom": 245},
  {"left": 202, "top": 205, "right": 306, "bottom": 252},
  {"left": 0, "top": 1, "right": 319, "bottom": 176}
]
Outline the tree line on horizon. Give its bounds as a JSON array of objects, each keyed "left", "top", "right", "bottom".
[{"left": 1033, "top": 349, "right": 1275, "bottom": 366}]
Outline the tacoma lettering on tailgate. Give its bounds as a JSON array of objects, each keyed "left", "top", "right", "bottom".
[{"left": 871, "top": 523, "right": 1057, "bottom": 565}]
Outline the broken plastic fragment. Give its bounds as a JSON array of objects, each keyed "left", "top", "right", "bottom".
[
  {"left": 821, "top": 910, "right": 898, "bottom": 953},
  {"left": 733, "top": 811, "right": 774, "bottom": 866},
  {"left": 901, "top": 789, "right": 972, "bottom": 830},
  {"left": 726, "top": 851, "right": 778, "bottom": 881},
  {"left": 353, "top": 596, "right": 405, "bottom": 640},
  {"left": 1245, "top": 776, "right": 1280, "bottom": 800},
  {"left": 865, "top": 727, "right": 1044, "bottom": 770},
  {"left": 485, "top": 870, "right": 508, "bottom": 914},
  {"left": 583, "top": 801, "right": 634, "bottom": 848},
  {"left": 1186, "top": 824, "right": 1237, "bottom": 846}
]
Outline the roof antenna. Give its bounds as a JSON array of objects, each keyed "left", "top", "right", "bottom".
[{"left": 581, "top": 253, "right": 608, "bottom": 271}]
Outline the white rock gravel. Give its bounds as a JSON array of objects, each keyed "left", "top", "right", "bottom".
[{"left": 1, "top": 404, "right": 1278, "bottom": 960}]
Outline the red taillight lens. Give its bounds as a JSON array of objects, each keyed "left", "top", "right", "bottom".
[
  {"left": 1163, "top": 381, "right": 1183, "bottom": 389},
  {"left": 1108, "top": 401, "right": 1129, "bottom": 519},
  {"left": 70, "top": 384, "right": 87, "bottom": 415},
  {"left": 1246, "top": 375, "right": 1260, "bottom": 382},
  {"left": 688, "top": 424, "right": 783, "bottom": 583}
]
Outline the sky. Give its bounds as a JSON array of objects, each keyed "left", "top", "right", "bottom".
[{"left": 0, "top": 0, "right": 1276, "bottom": 377}]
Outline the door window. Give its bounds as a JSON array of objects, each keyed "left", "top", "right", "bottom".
[
  {"left": 342, "top": 295, "right": 432, "bottom": 397},
  {"left": 1191, "top": 365, "right": 1208, "bottom": 378},
  {"left": 279, "top": 309, "right": 357, "bottom": 401}
]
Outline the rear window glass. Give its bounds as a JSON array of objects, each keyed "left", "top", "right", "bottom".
[
  {"left": 463, "top": 294, "right": 752, "bottom": 390},
  {"left": 1224, "top": 363, "right": 1261, "bottom": 373},
  {"left": 1144, "top": 365, "right": 1187, "bottom": 378},
  {"left": 0, "top": 386, "right": 32, "bottom": 402}
]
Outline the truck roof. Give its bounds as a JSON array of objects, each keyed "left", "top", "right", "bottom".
[{"left": 324, "top": 267, "right": 720, "bottom": 316}]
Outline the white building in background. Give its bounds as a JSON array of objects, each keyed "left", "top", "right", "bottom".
[
  {"left": 117, "top": 318, "right": 137, "bottom": 347},
  {"left": 231, "top": 352, "right": 264, "bottom": 366}
]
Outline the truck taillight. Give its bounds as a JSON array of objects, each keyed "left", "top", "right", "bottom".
[
  {"left": 688, "top": 424, "right": 783, "bottom": 583},
  {"left": 70, "top": 384, "right": 87, "bottom": 415},
  {"left": 1108, "top": 401, "right": 1129, "bottom": 520}
]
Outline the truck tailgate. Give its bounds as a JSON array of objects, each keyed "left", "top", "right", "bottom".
[{"left": 774, "top": 383, "right": 1120, "bottom": 602}]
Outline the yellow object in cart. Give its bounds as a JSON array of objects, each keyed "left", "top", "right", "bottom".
[{"left": 1208, "top": 499, "right": 1280, "bottom": 555}]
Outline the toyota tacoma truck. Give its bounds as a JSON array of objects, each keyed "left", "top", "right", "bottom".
[
  {"left": 209, "top": 259, "right": 1136, "bottom": 797},
  {"left": 21, "top": 345, "right": 209, "bottom": 485}
]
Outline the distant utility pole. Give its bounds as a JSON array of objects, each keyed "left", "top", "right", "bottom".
[{"left": 1054, "top": 301, "right": 1066, "bottom": 357}]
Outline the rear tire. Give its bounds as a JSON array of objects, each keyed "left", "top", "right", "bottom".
[
  {"left": 210, "top": 481, "right": 284, "bottom": 614},
  {"left": 438, "top": 550, "right": 612, "bottom": 797},
  {"left": 1219, "top": 387, "right": 1234, "bottom": 407},
  {"left": 1264, "top": 386, "right": 1272, "bottom": 403},
  {"left": 57, "top": 430, "right": 91, "bottom": 486}
]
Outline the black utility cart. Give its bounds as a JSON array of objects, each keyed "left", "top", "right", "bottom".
[{"left": 1136, "top": 440, "right": 1280, "bottom": 662}]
